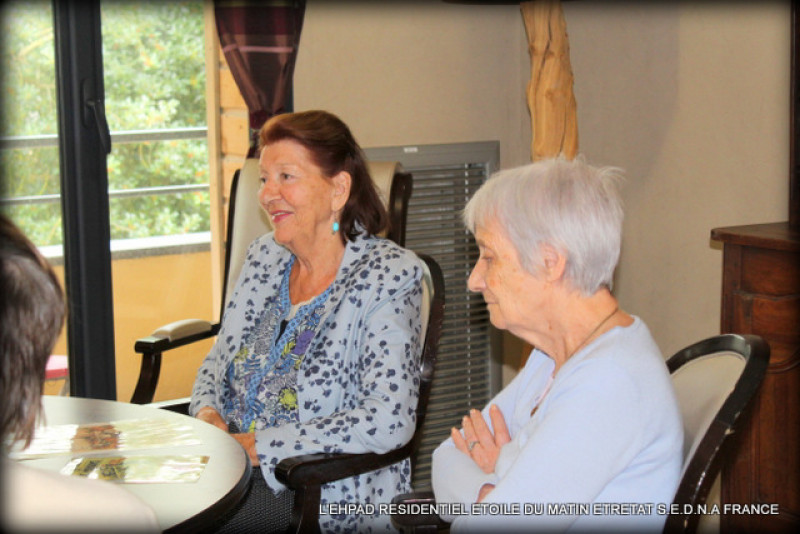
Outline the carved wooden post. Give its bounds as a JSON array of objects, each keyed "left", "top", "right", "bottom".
[
  {"left": 521, "top": 0, "right": 579, "bottom": 161},
  {"left": 518, "top": 0, "right": 578, "bottom": 367}
]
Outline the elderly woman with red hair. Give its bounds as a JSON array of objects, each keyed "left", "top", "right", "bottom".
[{"left": 191, "top": 110, "right": 424, "bottom": 533}]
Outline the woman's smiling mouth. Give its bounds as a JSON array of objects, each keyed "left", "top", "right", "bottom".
[{"left": 269, "top": 210, "right": 292, "bottom": 224}]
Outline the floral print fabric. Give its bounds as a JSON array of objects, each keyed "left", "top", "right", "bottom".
[{"left": 224, "top": 255, "right": 331, "bottom": 433}]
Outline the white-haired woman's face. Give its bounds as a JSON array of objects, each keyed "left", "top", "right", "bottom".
[{"left": 468, "top": 218, "right": 547, "bottom": 338}]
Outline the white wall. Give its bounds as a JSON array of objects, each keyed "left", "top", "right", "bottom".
[{"left": 294, "top": 0, "right": 791, "bottom": 368}]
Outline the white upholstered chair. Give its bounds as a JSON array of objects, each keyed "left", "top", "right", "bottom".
[{"left": 390, "top": 333, "right": 770, "bottom": 534}]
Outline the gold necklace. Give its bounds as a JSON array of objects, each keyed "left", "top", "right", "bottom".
[
  {"left": 530, "top": 305, "right": 620, "bottom": 418},
  {"left": 568, "top": 305, "right": 619, "bottom": 360}
]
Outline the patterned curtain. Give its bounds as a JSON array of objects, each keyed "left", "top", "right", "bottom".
[{"left": 214, "top": 0, "right": 306, "bottom": 156}]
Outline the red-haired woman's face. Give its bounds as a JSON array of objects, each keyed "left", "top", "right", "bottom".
[{"left": 258, "top": 140, "right": 349, "bottom": 255}]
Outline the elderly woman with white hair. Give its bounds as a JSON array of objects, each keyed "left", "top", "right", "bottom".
[{"left": 431, "top": 157, "right": 683, "bottom": 532}]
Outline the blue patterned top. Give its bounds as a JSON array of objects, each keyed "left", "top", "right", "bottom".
[
  {"left": 224, "top": 255, "right": 332, "bottom": 433},
  {"left": 190, "top": 232, "right": 424, "bottom": 532}
]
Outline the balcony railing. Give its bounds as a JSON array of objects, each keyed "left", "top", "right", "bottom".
[
  {"left": 0, "top": 126, "right": 209, "bottom": 207},
  {"left": 1, "top": 126, "right": 212, "bottom": 261},
  {"left": 0, "top": 126, "right": 207, "bottom": 149}
]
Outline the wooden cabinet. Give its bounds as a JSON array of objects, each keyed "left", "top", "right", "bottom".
[{"left": 711, "top": 222, "right": 800, "bottom": 533}]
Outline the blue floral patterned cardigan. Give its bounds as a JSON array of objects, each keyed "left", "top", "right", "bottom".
[{"left": 190, "top": 232, "right": 424, "bottom": 532}]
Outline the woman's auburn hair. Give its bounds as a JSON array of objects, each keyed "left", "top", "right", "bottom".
[
  {"left": 258, "top": 110, "right": 388, "bottom": 243},
  {"left": 0, "top": 215, "right": 65, "bottom": 450}
]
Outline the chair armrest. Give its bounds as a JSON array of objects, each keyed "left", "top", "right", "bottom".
[
  {"left": 392, "top": 490, "right": 436, "bottom": 506},
  {"left": 134, "top": 319, "right": 219, "bottom": 354},
  {"left": 131, "top": 320, "right": 219, "bottom": 405},
  {"left": 277, "top": 446, "right": 413, "bottom": 533},
  {"left": 391, "top": 491, "right": 448, "bottom": 531},
  {"left": 275, "top": 445, "right": 411, "bottom": 488},
  {"left": 147, "top": 397, "right": 191, "bottom": 415}
]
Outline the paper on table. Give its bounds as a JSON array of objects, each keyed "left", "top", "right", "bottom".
[
  {"left": 10, "top": 418, "right": 202, "bottom": 459},
  {"left": 61, "top": 454, "right": 210, "bottom": 483}
]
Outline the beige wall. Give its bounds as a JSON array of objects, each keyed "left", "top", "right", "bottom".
[
  {"left": 564, "top": 1, "right": 790, "bottom": 357},
  {"left": 293, "top": 0, "right": 791, "bottom": 372},
  {"left": 294, "top": 0, "right": 531, "bottom": 168}
]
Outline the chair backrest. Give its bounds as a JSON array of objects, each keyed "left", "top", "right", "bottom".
[
  {"left": 222, "top": 158, "right": 412, "bottom": 312},
  {"left": 663, "top": 334, "right": 769, "bottom": 533},
  {"left": 412, "top": 254, "right": 445, "bottom": 458},
  {"left": 369, "top": 160, "right": 412, "bottom": 245}
]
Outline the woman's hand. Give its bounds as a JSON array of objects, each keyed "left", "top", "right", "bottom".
[
  {"left": 194, "top": 408, "right": 258, "bottom": 466},
  {"left": 477, "top": 483, "right": 495, "bottom": 503},
  {"left": 195, "top": 406, "right": 229, "bottom": 432},
  {"left": 232, "top": 433, "right": 260, "bottom": 466},
  {"left": 451, "top": 404, "right": 510, "bottom": 474}
]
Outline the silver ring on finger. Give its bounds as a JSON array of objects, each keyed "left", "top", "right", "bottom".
[{"left": 467, "top": 440, "right": 479, "bottom": 452}]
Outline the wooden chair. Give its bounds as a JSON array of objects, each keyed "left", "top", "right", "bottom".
[
  {"left": 275, "top": 252, "right": 445, "bottom": 533},
  {"left": 130, "top": 158, "right": 413, "bottom": 406},
  {"left": 390, "top": 333, "right": 770, "bottom": 534},
  {"left": 663, "top": 333, "right": 769, "bottom": 533}
]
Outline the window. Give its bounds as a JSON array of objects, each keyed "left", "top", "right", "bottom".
[
  {"left": 0, "top": 2, "right": 61, "bottom": 246},
  {"left": 1, "top": 0, "right": 209, "bottom": 249},
  {"left": 0, "top": 0, "right": 213, "bottom": 400}
]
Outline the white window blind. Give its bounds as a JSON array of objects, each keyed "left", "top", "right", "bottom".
[{"left": 365, "top": 141, "right": 502, "bottom": 489}]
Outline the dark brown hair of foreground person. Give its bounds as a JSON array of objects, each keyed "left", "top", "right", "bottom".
[
  {"left": 0, "top": 214, "right": 65, "bottom": 450},
  {"left": 259, "top": 109, "right": 388, "bottom": 243}
]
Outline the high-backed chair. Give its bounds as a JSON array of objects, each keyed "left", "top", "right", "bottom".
[
  {"left": 389, "top": 333, "right": 770, "bottom": 534},
  {"left": 275, "top": 252, "right": 444, "bottom": 534},
  {"left": 131, "top": 158, "right": 412, "bottom": 406},
  {"left": 663, "top": 333, "right": 768, "bottom": 533}
]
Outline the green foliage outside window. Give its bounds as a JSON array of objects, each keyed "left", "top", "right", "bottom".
[{"left": 0, "top": 0, "right": 209, "bottom": 247}]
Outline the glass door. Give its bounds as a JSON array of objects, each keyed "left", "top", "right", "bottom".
[
  {"left": 100, "top": 0, "right": 214, "bottom": 402},
  {"left": 0, "top": 0, "right": 69, "bottom": 396},
  {"left": 1, "top": 0, "right": 214, "bottom": 400}
]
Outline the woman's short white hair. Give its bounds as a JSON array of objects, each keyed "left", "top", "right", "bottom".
[{"left": 463, "top": 156, "right": 624, "bottom": 296}]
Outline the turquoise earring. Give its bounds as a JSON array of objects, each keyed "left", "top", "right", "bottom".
[{"left": 332, "top": 221, "right": 340, "bottom": 234}]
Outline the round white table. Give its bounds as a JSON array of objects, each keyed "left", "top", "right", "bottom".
[{"left": 18, "top": 396, "right": 251, "bottom": 533}]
